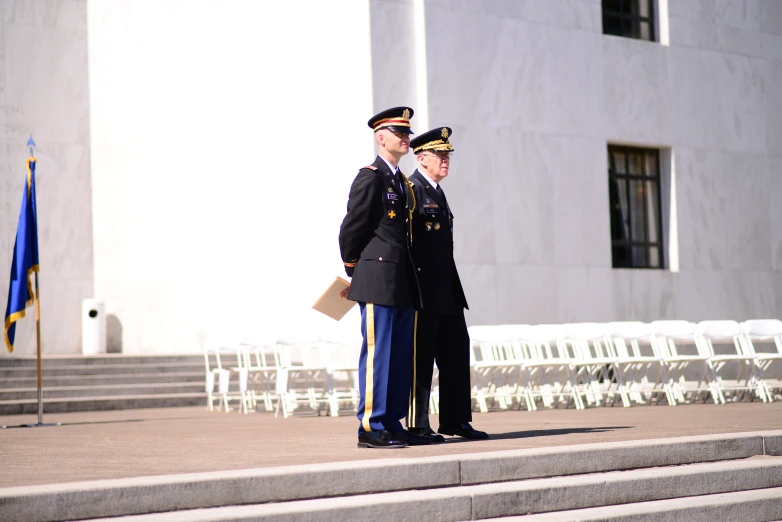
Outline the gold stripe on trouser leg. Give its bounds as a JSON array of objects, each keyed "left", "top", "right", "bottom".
[
  {"left": 361, "top": 304, "right": 376, "bottom": 432},
  {"left": 410, "top": 310, "right": 418, "bottom": 428}
]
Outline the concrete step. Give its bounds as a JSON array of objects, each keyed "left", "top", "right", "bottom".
[
  {"left": 0, "top": 355, "right": 242, "bottom": 414},
  {"left": 0, "top": 362, "right": 207, "bottom": 378},
  {"left": 500, "top": 487, "right": 782, "bottom": 521},
  {"left": 34, "top": 458, "right": 782, "bottom": 522},
  {"left": 0, "top": 383, "right": 205, "bottom": 401},
  {"left": 0, "top": 393, "right": 207, "bottom": 415},
  {"left": 1, "top": 431, "right": 780, "bottom": 522},
  {"left": 0, "top": 372, "right": 205, "bottom": 388},
  {"left": 0, "top": 355, "right": 207, "bottom": 367}
]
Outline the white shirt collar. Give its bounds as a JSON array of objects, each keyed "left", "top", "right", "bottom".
[
  {"left": 418, "top": 170, "right": 439, "bottom": 189},
  {"left": 379, "top": 155, "right": 398, "bottom": 176}
]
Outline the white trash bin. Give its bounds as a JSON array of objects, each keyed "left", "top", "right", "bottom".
[{"left": 82, "top": 299, "right": 107, "bottom": 355}]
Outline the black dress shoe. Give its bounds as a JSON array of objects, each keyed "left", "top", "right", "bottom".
[
  {"left": 407, "top": 427, "right": 445, "bottom": 443},
  {"left": 357, "top": 430, "right": 408, "bottom": 449},
  {"left": 438, "top": 423, "right": 490, "bottom": 440},
  {"left": 398, "top": 429, "right": 433, "bottom": 445}
]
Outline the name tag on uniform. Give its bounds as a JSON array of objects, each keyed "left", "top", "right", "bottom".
[{"left": 386, "top": 193, "right": 399, "bottom": 201}]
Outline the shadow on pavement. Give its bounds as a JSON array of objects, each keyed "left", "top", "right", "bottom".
[{"left": 486, "top": 426, "right": 633, "bottom": 441}]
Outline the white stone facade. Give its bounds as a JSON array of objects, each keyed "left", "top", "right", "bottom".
[
  {"left": 1, "top": 0, "right": 781, "bottom": 354},
  {"left": 0, "top": 0, "right": 94, "bottom": 355}
]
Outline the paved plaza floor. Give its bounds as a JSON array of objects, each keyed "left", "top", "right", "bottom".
[{"left": 1, "top": 402, "right": 781, "bottom": 488}]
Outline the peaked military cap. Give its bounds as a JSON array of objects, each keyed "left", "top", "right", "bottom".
[
  {"left": 368, "top": 106, "right": 415, "bottom": 134},
  {"left": 410, "top": 126, "right": 454, "bottom": 154}
]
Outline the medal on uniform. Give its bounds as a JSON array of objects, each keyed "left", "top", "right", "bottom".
[{"left": 388, "top": 210, "right": 396, "bottom": 219}]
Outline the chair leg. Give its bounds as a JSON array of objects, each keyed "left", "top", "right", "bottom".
[
  {"left": 329, "top": 394, "right": 339, "bottom": 417},
  {"left": 613, "top": 365, "right": 631, "bottom": 408},
  {"left": 477, "top": 389, "right": 488, "bottom": 413},
  {"left": 659, "top": 364, "right": 676, "bottom": 406},
  {"left": 711, "top": 364, "right": 727, "bottom": 404}
]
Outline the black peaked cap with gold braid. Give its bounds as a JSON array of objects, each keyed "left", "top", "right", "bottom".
[
  {"left": 410, "top": 126, "right": 454, "bottom": 154},
  {"left": 368, "top": 106, "right": 415, "bottom": 135}
]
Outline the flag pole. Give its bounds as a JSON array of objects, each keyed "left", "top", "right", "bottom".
[
  {"left": 20, "top": 136, "right": 58, "bottom": 428},
  {"left": 35, "top": 271, "right": 43, "bottom": 424}
]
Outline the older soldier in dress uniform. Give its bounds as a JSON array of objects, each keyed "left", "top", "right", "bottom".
[
  {"left": 405, "top": 127, "right": 489, "bottom": 442},
  {"left": 339, "top": 107, "right": 429, "bottom": 449}
]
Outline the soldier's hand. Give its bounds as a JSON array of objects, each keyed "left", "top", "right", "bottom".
[{"left": 340, "top": 285, "right": 350, "bottom": 299}]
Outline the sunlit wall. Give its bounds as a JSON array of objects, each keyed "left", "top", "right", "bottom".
[{"left": 88, "top": 0, "right": 374, "bottom": 353}]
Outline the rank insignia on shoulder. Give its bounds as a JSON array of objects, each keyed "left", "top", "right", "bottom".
[
  {"left": 425, "top": 222, "right": 433, "bottom": 231},
  {"left": 363, "top": 165, "right": 377, "bottom": 170},
  {"left": 434, "top": 222, "right": 441, "bottom": 230},
  {"left": 388, "top": 210, "right": 397, "bottom": 219}
]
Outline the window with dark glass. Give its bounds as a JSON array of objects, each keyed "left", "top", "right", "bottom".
[
  {"left": 608, "top": 146, "right": 663, "bottom": 269},
  {"left": 602, "top": 0, "right": 655, "bottom": 41}
]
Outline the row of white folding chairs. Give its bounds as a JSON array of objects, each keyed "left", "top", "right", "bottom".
[
  {"left": 467, "top": 319, "right": 782, "bottom": 412},
  {"left": 203, "top": 332, "right": 361, "bottom": 418}
]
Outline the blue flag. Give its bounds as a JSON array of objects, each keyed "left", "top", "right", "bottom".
[{"left": 4, "top": 157, "right": 40, "bottom": 353}]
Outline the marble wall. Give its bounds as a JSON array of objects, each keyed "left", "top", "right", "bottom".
[
  {"left": 87, "top": 0, "right": 374, "bottom": 353},
  {"left": 0, "top": 0, "right": 93, "bottom": 355},
  {"left": 4, "top": 0, "right": 781, "bottom": 356},
  {"left": 423, "top": 0, "right": 782, "bottom": 326},
  {"left": 370, "top": 0, "right": 421, "bottom": 175}
]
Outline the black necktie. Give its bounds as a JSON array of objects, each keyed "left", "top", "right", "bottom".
[
  {"left": 436, "top": 185, "right": 449, "bottom": 216},
  {"left": 436, "top": 184, "right": 445, "bottom": 203}
]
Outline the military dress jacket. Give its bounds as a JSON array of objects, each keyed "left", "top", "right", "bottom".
[
  {"left": 339, "top": 156, "right": 422, "bottom": 309},
  {"left": 408, "top": 170, "right": 468, "bottom": 313}
]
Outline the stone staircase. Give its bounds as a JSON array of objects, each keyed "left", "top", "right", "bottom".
[
  {"left": 0, "top": 355, "right": 225, "bottom": 415},
  {"left": 1, "top": 431, "right": 781, "bottom": 521}
]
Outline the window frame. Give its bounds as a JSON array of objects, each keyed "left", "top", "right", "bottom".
[
  {"left": 602, "top": 0, "right": 656, "bottom": 42},
  {"left": 607, "top": 145, "right": 665, "bottom": 269}
]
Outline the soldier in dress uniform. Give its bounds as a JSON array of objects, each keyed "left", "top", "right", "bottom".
[
  {"left": 339, "top": 106, "right": 429, "bottom": 449},
  {"left": 405, "top": 127, "right": 489, "bottom": 442}
]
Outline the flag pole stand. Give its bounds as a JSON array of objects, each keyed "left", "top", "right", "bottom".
[{"left": 20, "top": 233, "right": 58, "bottom": 428}]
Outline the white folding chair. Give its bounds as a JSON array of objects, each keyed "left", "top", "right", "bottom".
[
  {"left": 430, "top": 361, "right": 440, "bottom": 416},
  {"left": 467, "top": 325, "right": 523, "bottom": 413},
  {"left": 496, "top": 325, "right": 536, "bottom": 411},
  {"left": 240, "top": 333, "right": 283, "bottom": 413},
  {"left": 203, "top": 339, "right": 250, "bottom": 414},
  {"left": 512, "top": 324, "right": 583, "bottom": 410},
  {"left": 651, "top": 320, "right": 721, "bottom": 404},
  {"left": 697, "top": 320, "right": 767, "bottom": 403},
  {"left": 561, "top": 323, "right": 617, "bottom": 407},
  {"left": 274, "top": 332, "right": 333, "bottom": 418},
  {"left": 320, "top": 338, "right": 361, "bottom": 417},
  {"left": 740, "top": 319, "right": 782, "bottom": 401},
  {"left": 203, "top": 339, "right": 229, "bottom": 412},
  {"left": 607, "top": 321, "right": 675, "bottom": 406}
]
